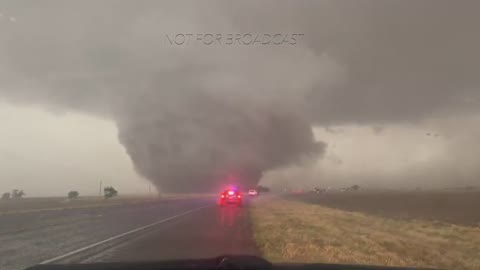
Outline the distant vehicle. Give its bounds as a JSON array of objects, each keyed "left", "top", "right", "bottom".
[
  {"left": 248, "top": 189, "right": 258, "bottom": 196},
  {"left": 291, "top": 189, "right": 305, "bottom": 194},
  {"left": 219, "top": 189, "right": 242, "bottom": 206}
]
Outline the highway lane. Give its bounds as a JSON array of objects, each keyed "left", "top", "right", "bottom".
[
  {"left": 83, "top": 199, "right": 259, "bottom": 263},
  {"left": 0, "top": 197, "right": 215, "bottom": 270}
]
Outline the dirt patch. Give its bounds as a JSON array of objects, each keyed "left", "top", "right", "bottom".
[{"left": 292, "top": 190, "right": 480, "bottom": 227}]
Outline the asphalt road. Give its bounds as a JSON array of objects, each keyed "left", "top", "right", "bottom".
[{"left": 0, "top": 197, "right": 259, "bottom": 270}]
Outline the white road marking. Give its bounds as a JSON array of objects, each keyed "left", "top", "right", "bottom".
[{"left": 39, "top": 205, "right": 210, "bottom": 264}]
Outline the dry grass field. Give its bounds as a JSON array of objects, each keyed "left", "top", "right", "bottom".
[
  {"left": 0, "top": 193, "right": 214, "bottom": 214},
  {"left": 250, "top": 196, "right": 480, "bottom": 270}
]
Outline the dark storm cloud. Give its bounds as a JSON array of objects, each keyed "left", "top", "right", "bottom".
[
  {"left": 223, "top": 0, "right": 480, "bottom": 125},
  {"left": 0, "top": 0, "right": 479, "bottom": 191}
]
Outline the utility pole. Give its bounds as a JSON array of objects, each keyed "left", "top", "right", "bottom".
[{"left": 99, "top": 180, "right": 102, "bottom": 197}]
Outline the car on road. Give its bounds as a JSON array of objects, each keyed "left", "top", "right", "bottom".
[
  {"left": 248, "top": 189, "right": 258, "bottom": 196},
  {"left": 219, "top": 189, "right": 242, "bottom": 206}
]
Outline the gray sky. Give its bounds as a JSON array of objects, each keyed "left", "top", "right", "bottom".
[
  {"left": 0, "top": 102, "right": 149, "bottom": 196},
  {"left": 1, "top": 0, "right": 479, "bottom": 195}
]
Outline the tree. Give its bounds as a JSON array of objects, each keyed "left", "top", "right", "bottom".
[
  {"left": 68, "top": 191, "right": 79, "bottom": 199},
  {"left": 11, "top": 189, "right": 25, "bottom": 198},
  {"left": 351, "top": 185, "right": 360, "bottom": 191},
  {"left": 1, "top": 192, "right": 10, "bottom": 200},
  {"left": 104, "top": 186, "right": 118, "bottom": 199}
]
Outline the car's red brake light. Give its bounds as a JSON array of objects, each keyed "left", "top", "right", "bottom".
[
  {"left": 237, "top": 195, "right": 241, "bottom": 198},
  {"left": 221, "top": 194, "right": 225, "bottom": 198},
  {"left": 228, "top": 191, "right": 235, "bottom": 195}
]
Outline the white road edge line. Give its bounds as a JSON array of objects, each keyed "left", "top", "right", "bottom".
[{"left": 39, "top": 205, "right": 210, "bottom": 265}]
